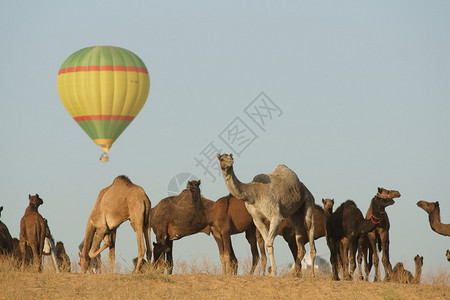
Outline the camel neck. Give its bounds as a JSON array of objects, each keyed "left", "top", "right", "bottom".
[{"left": 222, "top": 166, "right": 247, "bottom": 201}]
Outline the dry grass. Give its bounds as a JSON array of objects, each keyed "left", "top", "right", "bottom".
[{"left": 1, "top": 256, "right": 448, "bottom": 300}]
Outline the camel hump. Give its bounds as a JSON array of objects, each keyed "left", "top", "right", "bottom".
[{"left": 253, "top": 174, "right": 271, "bottom": 184}]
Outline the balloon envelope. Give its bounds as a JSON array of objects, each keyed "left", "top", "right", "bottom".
[{"left": 57, "top": 46, "right": 150, "bottom": 155}]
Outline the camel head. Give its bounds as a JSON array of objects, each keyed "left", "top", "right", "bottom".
[
  {"left": 55, "top": 241, "right": 67, "bottom": 256},
  {"left": 78, "top": 252, "right": 89, "bottom": 273},
  {"left": 446, "top": 250, "right": 450, "bottom": 262},
  {"left": 377, "top": 187, "right": 401, "bottom": 199},
  {"left": 322, "top": 198, "right": 334, "bottom": 215},
  {"left": 152, "top": 242, "right": 171, "bottom": 265},
  {"left": 371, "top": 195, "right": 395, "bottom": 214},
  {"left": 217, "top": 153, "right": 234, "bottom": 171},
  {"left": 28, "top": 194, "right": 44, "bottom": 208},
  {"left": 414, "top": 255, "right": 423, "bottom": 268},
  {"left": 416, "top": 200, "right": 438, "bottom": 213},
  {"left": 186, "top": 180, "right": 202, "bottom": 203}
]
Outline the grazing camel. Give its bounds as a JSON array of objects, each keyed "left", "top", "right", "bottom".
[
  {"left": 326, "top": 195, "right": 395, "bottom": 281},
  {"left": 151, "top": 180, "right": 210, "bottom": 273},
  {"left": 55, "top": 241, "right": 71, "bottom": 272},
  {"left": 217, "top": 153, "right": 316, "bottom": 277},
  {"left": 19, "top": 194, "right": 46, "bottom": 271},
  {"left": 258, "top": 199, "right": 335, "bottom": 274},
  {"left": 416, "top": 201, "right": 450, "bottom": 236},
  {"left": 0, "top": 206, "right": 14, "bottom": 256},
  {"left": 358, "top": 188, "right": 401, "bottom": 282},
  {"left": 391, "top": 255, "right": 423, "bottom": 284},
  {"left": 207, "top": 194, "right": 266, "bottom": 275},
  {"left": 79, "top": 175, "right": 152, "bottom": 273}
]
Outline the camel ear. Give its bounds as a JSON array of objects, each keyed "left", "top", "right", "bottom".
[
  {"left": 436, "top": 201, "right": 440, "bottom": 207},
  {"left": 198, "top": 179, "right": 201, "bottom": 185},
  {"left": 36, "top": 194, "right": 39, "bottom": 198},
  {"left": 29, "top": 194, "right": 31, "bottom": 199},
  {"left": 321, "top": 198, "right": 324, "bottom": 204},
  {"left": 331, "top": 199, "right": 335, "bottom": 204},
  {"left": 377, "top": 187, "right": 382, "bottom": 193},
  {"left": 0, "top": 206, "right": 3, "bottom": 212},
  {"left": 216, "top": 153, "right": 220, "bottom": 159},
  {"left": 230, "top": 153, "right": 233, "bottom": 159}
]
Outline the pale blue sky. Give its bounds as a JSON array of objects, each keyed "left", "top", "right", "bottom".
[{"left": 1, "top": 1, "right": 449, "bottom": 278}]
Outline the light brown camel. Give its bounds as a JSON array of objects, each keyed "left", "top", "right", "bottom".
[
  {"left": 258, "top": 199, "right": 335, "bottom": 274},
  {"left": 0, "top": 206, "right": 14, "bottom": 256},
  {"left": 19, "top": 194, "right": 46, "bottom": 271},
  {"left": 151, "top": 180, "right": 211, "bottom": 273},
  {"left": 79, "top": 175, "right": 152, "bottom": 273},
  {"left": 326, "top": 195, "right": 395, "bottom": 281},
  {"left": 207, "top": 194, "right": 266, "bottom": 275},
  {"left": 391, "top": 255, "right": 423, "bottom": 284},
  {"left": 217, "top": 153, "right": 316, "bottom": 277},
  {"left": 416, "top": 201, "right": 450, "bottom": 236},
  {"left": 359, "top": 188, "right": 401, "bottom": 282}
]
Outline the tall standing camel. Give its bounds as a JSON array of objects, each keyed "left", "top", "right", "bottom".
[
  {"left": 217, "top": 153, "right": 316, "bottom": 277},
  {"left": 0, "top": 206, "right": 14, "bottom": 256},
  {"left": 416, "top": 201, "right": 450, "bottom": 236},
  {"left": 359, "top": 187, "right": 401, "bottom": 282},
  {"left": 79, "top": 175, "right": 152, "bottom": 273},
  {"left": 19, "top": 194, "right": 46, "bottom": 271},
  {"left": 326, "top": 195, "right": 395, "bottom": 281}
]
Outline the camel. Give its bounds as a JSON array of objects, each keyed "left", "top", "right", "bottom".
[
  {"left": 416, "top": 201, "right": 450, "bottom": 236},
  {"left": 358, "top": 188, "right": 401, "bottom": 282},
  {"left": 79, "top": 175, "right": 152, "bottom": 273},
  {"left": 19, "top": 194, "right": 46, "bottom": 271},
  {"left": 326, "top": 195, "right": 395, "bottom": 281},
  {"left": 217, "top": 153, "right": 316, "bottom": 277},
  {"left": 258, "top": 199, "right": 335, "bottom": 274},
  {"left": 151, "top": 180, "right": 210, "bottom": 273},
  {"left": 207, "top": 194, "right": 266, "bottom": 275},
  {"left": 0, "top": 206, "right": 14, "bottom": 256},
  {"left": 55, "top": 241, "right": 71, "bottom": 272},
  {"left": 391, "top": 255, "right": 423, "bottom": 284}
]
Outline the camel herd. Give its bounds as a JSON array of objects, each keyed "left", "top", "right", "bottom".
[{"left": 0, "top": 153, "right": 449, "bottom": 283}]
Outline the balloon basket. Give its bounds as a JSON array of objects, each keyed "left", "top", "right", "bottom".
[{"left": 100, "top": 152, "right": 109, "bottom": 162}]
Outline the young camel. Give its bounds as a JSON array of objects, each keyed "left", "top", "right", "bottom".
[
  {"left": 359, "top": 187, "right": 401, "bottom": 281},
  {"left": 326, "top": 195, "right": 395, "bottom": 281},
  {"left": 79, "top": 175, "right": 152, "bottom": 273},
  {"left": 391, "top": 255, "right": 423, "bottom": 284},
  {"left": 416, "top": 201, "right": 450, "bottom": 236},
  {"left": 19, "top": 194, "right": 46, "bottom": 271},
  {"left": 217, "top": 153, "right": 316, "bottom": 277},
  {"left": 0, "top": 206, "right": 14, "bottom": 256}
]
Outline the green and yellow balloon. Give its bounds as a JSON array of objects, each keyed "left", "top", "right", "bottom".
[{"left": 57, "top": 46, "right": 150, "bottom": 162}]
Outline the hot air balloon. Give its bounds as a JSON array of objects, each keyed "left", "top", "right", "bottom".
[{"left": 57, "top": 46, "right": 150, "bottom": 162}]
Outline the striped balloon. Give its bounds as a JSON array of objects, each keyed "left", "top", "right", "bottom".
[{"left": 57, "top": 46, "right": 150, "bottom": 160}]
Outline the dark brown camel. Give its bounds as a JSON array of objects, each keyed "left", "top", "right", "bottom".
[
  {"left": 151, "top": 180, "right": 210, "bottom": 273},
  {"left": 19, "top": 194, "right": 46, "bottom": 271},
  {"left": 326, "top": 195, "right": 395, "bottom": 281},
  {"left": 79, "top": 176, "right": 152, "bottom": 273},
  {"left": 258, "top": 199, "right": 335, "bottom": 274},
  {"left": 417, "top": 201, "right": 450, "bottom": 236},
  {"left": 0, "top": 206, "right": 14, "bottom": 256},
  {"left": 359, "top": 188, "right": 401, "bottom": 282},
  {"left": 207, "top": 194, "right": 266, "bottom": 275},
  {"left": 55, "top": 241, "right": 71, "bottom": 272},
  {"left": 391, "top": 255, "right": 423, "bottom": 284}
]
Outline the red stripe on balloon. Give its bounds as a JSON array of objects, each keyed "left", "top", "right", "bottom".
[
  {"left": 58, "top": 66, "right": 148, "bottom": 75},
  {"left": 74, "top": 115, "right": 135, "bottom": 122}
]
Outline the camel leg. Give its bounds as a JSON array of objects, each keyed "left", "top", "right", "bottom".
[
  {"left": 327, "top": 236, "right": 340, "bottom": 281},
  {"left": 143, "top": 222, "right": 152, "bottom": 263},
  {"left": 133, "top": 224, "right": 146, "bottom": 273},
  {"left": 108, "top": 230, "right": 116, "bottom": 273},
  {"left": 211, "top": 228, "right": 226, "bottom": 274},
  {"left": 341, "top": 238, "right": 351, "bottom": 280},
  {"left": 349, "top": 238, "right": 358, "bottom": 279},
  {"left": 253, "top": 215, "right": 280, "bottom": 276},
  {"left": 368, "top": 232, "right": 380, "bottom": 282},
  {"left": 167, "top": 240, "right": 174, "bottom": 274},
  {"left": 255, "top": 228, "right": 267, "bottom": 275},
  {"left": 19, "top": 241, "right": 27, "bottom": 270},
  {"left": 245, "top": 228, "right": 260, "bottom": 275},
  {"left": 221, "top": 229, "right": 234, "bottom": 274},
  {"left": 229, "top": 242, "right": 238, "bottom": 275},
  {"left": 88, "top": 229, "right": 111, "bottom": 259},
  {"left": 304, "top": 202, "right": 316, "bottom": 278},
  {"left": 380, "top": 231, "right": 392, "bottom": 281}
]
